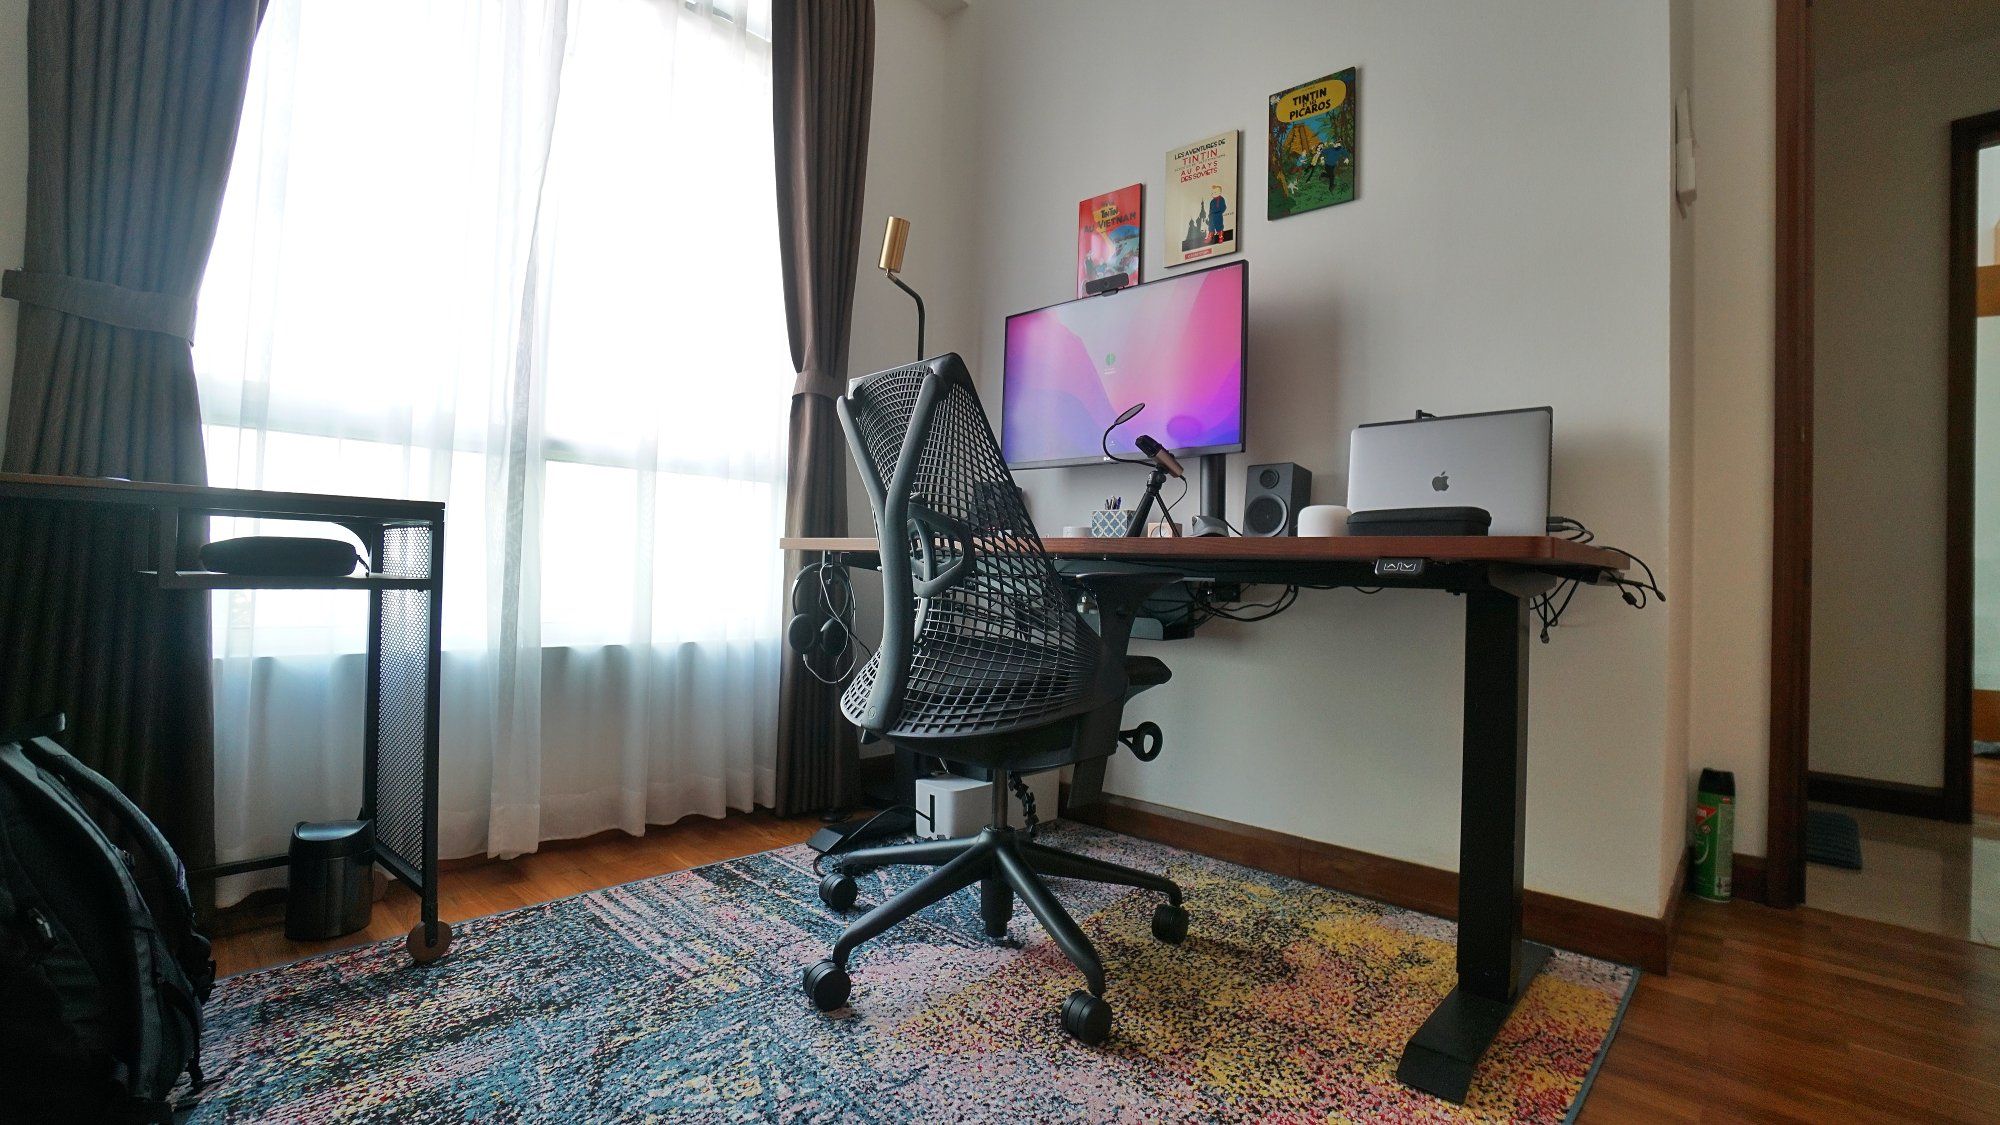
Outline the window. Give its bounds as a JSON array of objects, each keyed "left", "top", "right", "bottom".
[{"left": 196, "top": 0, "right": 788, "bottom": 870}]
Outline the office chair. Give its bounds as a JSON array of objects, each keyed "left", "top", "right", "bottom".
[{"left": 800, "top": 353, "right": 1186, "bottom": 1046}]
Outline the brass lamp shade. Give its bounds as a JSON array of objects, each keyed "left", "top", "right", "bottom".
[{"left": 878, "top": 216, "right": 911, "bottom": 274}]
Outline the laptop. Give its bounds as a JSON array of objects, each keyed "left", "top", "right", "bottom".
[{"left": 1346, "top": 407, "right": 1552, "bottom": 536}]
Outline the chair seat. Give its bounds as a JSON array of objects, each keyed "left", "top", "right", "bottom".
[
  {"left": 878, "top": 659, "right": 1165, "bottom": 771},
  {"left": 1124, "top": 655, "right": 1171, "bottom": 691},
  {"left": 895, "top": 654, "right": 1169, "bottom": 729}
]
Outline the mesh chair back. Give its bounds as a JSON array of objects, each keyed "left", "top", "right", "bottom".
[{"left": 837, "top": 354, "right": 1109, "bottom": 738}]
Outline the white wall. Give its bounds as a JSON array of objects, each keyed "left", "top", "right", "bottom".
[
  {"left": 884, "top": 0, "right": 1687, "bottom": 918},
  {"left": 834, "top": 3, "right": 2000, "bottom": 862},
  {"left": 1810, "top": 33, "right": 2000, "bottom": 787},
  {"left": 1688, "top": 0, "right": 1776, "bottom": 856},
  {"left": 0, "top": 0, "right": 29, "bottom": 457},
  {"left": 844, "top": 0, "right": 976, "bottom": 415}
]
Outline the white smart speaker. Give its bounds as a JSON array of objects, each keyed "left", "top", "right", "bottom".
[{"left": 1296, "top": 504, "right": 1352, "bottom": 537}]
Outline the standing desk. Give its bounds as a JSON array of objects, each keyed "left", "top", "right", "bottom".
[
  {"left": 782, "top": 532, "right": 1628, "bottom": 1104},
  {"left": 0, "top": 473, "right": 452, "bottom": 963}
]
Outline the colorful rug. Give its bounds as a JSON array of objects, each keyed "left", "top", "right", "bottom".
[{"left": 180, "top": 824, "right": 1635, "bottom": 1123}]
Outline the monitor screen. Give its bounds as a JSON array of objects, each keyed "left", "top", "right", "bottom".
[{"left": 1001, "top": 260, "right": 1246, "bottom": 469}]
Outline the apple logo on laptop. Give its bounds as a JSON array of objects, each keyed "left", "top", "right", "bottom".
[{"left": 1431, "top": 471, "right": 1450, "bottom": 492}]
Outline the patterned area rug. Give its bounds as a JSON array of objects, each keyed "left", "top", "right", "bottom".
[{"left": 180, "top": 824, "right": 1635, "bottom": 1123}]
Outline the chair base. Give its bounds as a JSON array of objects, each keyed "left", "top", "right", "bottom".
[{"left": 802, "top": 823, "right": 1186, "bottom": 1045}]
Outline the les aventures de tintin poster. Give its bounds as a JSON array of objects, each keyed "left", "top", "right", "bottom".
[
  {"left": 1269, "top": 68, "right": 1357, "bottom": 219},
  {"left": 1076, "top": 184, "right": 1143, "bottom": 297},
  {"left": 1165, "top": 131, "right": 1238, "bottom": 268}
]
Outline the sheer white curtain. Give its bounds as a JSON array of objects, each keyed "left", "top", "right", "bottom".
[{"left": 195, "top": 0, "right": 788, "bottom": 900}]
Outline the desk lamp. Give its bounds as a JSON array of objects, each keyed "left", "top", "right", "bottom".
[{"left": 877, "top": 215, "right": 925, "bottom": 360}]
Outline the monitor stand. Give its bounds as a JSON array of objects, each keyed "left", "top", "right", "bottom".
[{"left": 1190, "top": 453, "right": 1230, "bottom": 536}]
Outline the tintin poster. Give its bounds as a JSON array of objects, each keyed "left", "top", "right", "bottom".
[
  {"left": 1077, "top": 184, "right": 1143, "bottom": 296},
  {"left": 1268, "top": 68, "right": 1357, "bottom": 219},
  {"left": 1165, "top": 130, "right": 1238, "bottom": 268}
]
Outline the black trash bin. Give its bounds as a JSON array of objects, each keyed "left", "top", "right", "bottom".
[{"left": 285, "top": 819, "right": 375, "bottom": 941}]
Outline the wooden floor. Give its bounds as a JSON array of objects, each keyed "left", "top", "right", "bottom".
[
  {"left": 214, "top": 811, "right": 2000, "bottom": 1123},
  {"left": 1587, "top": 897, "right": 2000, "bottom": 1123},
  {"left": 210, "top": 810, "right": 816, "bottom": 978}
]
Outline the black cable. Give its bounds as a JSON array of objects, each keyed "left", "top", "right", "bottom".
[
  {"left": 1138, "top": 570, "right": 1391, "bottom": 633},
  {"left": 801, "top": 559, "right": 870, "bottom": 685},
  {"left": 813, "top": 803, "right": 919, "bottom": 875},
  {"left": 1530, "top": 517, "right": 1665, "bottom": 642},
  {"left": 1194, "top": 583, "right": 1302, "bottom": 622},
  {"left": 1154, "top": 473, "right": 1190, "bottom": 534},
  {"left": 1118, "top": 566, "right": 1383, "bottom": 636},
  {"left": 1533, "top": 578, "right": 1581, "bottom": 643},
  {"left": 1008, "top": 775, "right": 1040, "bottom": 839},
  {"left": 1220, "top": 586, "right": 1293, "bottom": 609},
  {"left": 1547, "top": 515, "right": 1593, "bottom": 541},
  {"left": 1606, "top": 549, "right": 1664, "bottom": 602}
]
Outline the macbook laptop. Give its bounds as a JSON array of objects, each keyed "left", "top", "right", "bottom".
[{"left": 1346, "top": 407, "right": 1552, "bottom": 536}]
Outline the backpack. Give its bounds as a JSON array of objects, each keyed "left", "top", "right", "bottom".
[{"left": 0, "top": 718, "right": 214, "bottom": 1123}]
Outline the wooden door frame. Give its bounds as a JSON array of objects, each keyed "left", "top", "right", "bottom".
[
  {"left": 1766, "top": 0, "right": 1813, "bottom": 909},
  {"left": 1770, "top": 9, "right": 1997, "bottom": 908},
  {"left": 1946, "top": 109, "right": 2000, "bottom": 825},
  {"left": 1799, "top": 107, "right": 1990, "bottom": 826}
]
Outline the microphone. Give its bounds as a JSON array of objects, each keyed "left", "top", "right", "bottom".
[{"left": 1133, "top": 434, "right": 1184, "bottom": 480}]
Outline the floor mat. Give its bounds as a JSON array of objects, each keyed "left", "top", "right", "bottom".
[
  {"left": 180, "top": 822, "right": 1637, "bottom": 1124},
  {"left": 1806, "top": 807, "right": 1865, "bottom": 869}
]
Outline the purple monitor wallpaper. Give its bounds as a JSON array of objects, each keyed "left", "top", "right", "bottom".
[{"left": 1001, "top": 261, "right": 1245, "bottom": 467}]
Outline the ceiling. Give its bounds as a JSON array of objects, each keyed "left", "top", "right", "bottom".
[{"left": 1814, "top": 0, "right": 2000, "bottom": 78}]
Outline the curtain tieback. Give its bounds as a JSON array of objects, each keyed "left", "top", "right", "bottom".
[
  {"left": 793, "top": 368, "right": 845, "bottom": 399},
  {"left": 1, "top": 269, "right": 196, "bottom": 341}
]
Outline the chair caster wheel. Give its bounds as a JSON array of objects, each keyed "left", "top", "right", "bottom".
[
  {"left": 802, "top": 959, "right": 851, "bottom": 1012},
  {"left": 1151, "top": 903, "right": 1189, "bottom": 944},
  {"left": 819, "top": 872, "right": 858, "bottom": 912},
  {"left": 1061, "top": 990, "right": 1111, "bottom": 1045}
]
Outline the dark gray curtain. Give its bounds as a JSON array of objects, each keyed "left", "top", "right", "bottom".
[
  {"left": 772, "top": 0, "right": 873, "bottom": 817},
  {"left": 0, "top": 1, "right": 265, "bottom": 877}
]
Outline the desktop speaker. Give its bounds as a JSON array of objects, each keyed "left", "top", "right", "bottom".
[{"left": 1243, "top": 462, "right": 1312, "bottom": 537}]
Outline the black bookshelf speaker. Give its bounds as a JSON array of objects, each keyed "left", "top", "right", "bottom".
[{"left": 1243, "top": 462, "right": 1313, "bottom": 537}]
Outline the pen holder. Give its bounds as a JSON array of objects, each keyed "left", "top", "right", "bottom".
[{"left": 1089, "top": 509, "right": 1138, "bottom": 537}]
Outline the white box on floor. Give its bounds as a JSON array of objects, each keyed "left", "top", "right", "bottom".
[{"left": 913, "top": 770, "right": 1061, "bottom": 839}]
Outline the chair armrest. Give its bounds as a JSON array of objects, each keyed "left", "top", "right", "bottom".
[
  {"left": 1066, "top": 568, "right": 1184, "bottom": 608},
  {"left": 1069, "top": 569, "right": 1183, "bottom": 661}
]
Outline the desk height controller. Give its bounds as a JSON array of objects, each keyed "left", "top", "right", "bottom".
[{"left": 1374, "top": 557, "right": 1426, "bottom": 578}]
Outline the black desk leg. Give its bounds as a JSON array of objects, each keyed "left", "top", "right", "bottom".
[{"left": 1396, "top": 582, "right": 1551, "bottom": 1104}]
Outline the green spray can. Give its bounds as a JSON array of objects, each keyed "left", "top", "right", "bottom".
[{"left": 1692, "top": 768, "right": 1735, "bottom": 902}]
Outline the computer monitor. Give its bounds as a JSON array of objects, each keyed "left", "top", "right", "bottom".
[{"left": 1001, "top": 260, "right": 1247, "bottom": 469}]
